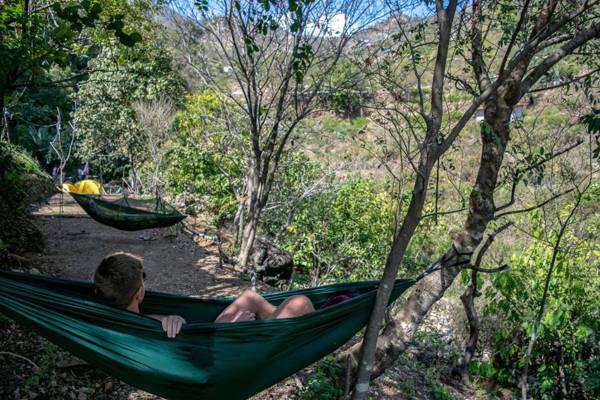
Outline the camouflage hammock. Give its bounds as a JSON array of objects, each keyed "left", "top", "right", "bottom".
[{"left": 69, "top": 193, "right": 186, "bottom": 231}]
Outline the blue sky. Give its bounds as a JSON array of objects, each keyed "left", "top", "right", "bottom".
[{"left": 169, "top": 0, "right": 436, "bottom": 20}]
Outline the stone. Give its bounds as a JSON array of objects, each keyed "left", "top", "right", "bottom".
[{"left": 251, "top": 236, "right": 293, "bottom": 283}]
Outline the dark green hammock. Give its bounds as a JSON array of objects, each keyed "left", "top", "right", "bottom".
[
  {"left": 69, "top": 193, "right": 186, "bottom": 231},
  {"left": 0, "top": 270, "right": 415, "bottom": 400}
]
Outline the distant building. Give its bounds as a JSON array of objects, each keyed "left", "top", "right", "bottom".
[
  {"left": 474, "top": 99, "right": 529, "bottom": 123},
  {"left": 475, "top": 109, "right": 485, "bottom": 123},
  {"left": 511, "top": 103, "right": 525, "bottom": 121}
]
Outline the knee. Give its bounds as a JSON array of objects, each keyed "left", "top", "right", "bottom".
[
  {"left": 287, "top": 295, "right": 314, "bottom": 314},
  {"left": 240, "top": 289, "right": 255, "bottom": 298},
  {"left": 238, "top": 289, "right": 262, "bottom": 305}
]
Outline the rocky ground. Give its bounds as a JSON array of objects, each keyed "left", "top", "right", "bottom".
[{"left": 0, "top": 195, "right": 509, "bottom": 399}]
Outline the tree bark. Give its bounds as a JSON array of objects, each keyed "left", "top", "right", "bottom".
[
  {"left": 458, "top": 269, "right": 479, "bottom": 386},
  {"left": 238, "top": 213, "right": 259, "bottom": 269},
  {"left": 455, "top": 221, "right": 511, "bottom": 385},
  {"left": 349, "top": 3, "right": 460, "bottom": 397},
  {"left": 349, "top": 148, "right": 438, "bottom": 399},
  {"left": 238, "top": 165, "right": 264, "bottom": 269},
  {"left": 233, "top": 200, "right": 245, "bottom": 246},
  {"left": 0, "top": 91, "right": 6, "bottom": 142}
]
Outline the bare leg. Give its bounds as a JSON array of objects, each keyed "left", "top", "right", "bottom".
[
  {"left": 267, "top": 295, "right": 315, "bottom": 319},
  {"left": 215, "top": 290, "right": 276, "bottom": 322},
  {"left": 215, "top": 291, "right": 314, "bottom": 322}
]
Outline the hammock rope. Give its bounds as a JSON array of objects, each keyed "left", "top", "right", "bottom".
[{"left": 0, "top": 270, "right": 416, "bottom": 400}]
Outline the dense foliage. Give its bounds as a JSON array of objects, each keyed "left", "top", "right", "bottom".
[
  {"left": 1, "top": 0, "right": 159, "bottom": 186},
  {"left": 0, "top": 0, "right": 141, "bottom": 100},
  {"left": 167, "top": 90, "right": 244, "bottom": 221},
  {"left": 477, "top": 196, "right": 600, "bottom": 399},
  {"left": 320, "top": 59, "right": 370, "bottom": 118},
  {"left": 0, "top": 143, "right": 52, "bottom": 256},
  {"left": 277, "top": 177, "right": 394, "bottom": 283},
  {"left": 73, "top": 42, "right": 182, "bottom": 185}
]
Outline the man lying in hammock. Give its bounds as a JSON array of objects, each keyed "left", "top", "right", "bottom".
[{"left": 93, "top": 252, "right": 315, "bottom": 338}]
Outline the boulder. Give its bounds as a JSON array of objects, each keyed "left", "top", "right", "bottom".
[{"left": 252, "top": 236, "right": 293, "bottom": 283}]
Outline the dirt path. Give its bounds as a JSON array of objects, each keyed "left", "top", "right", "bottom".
[{"left": 30, "top": 194, "right": 258, "bottom": 298}]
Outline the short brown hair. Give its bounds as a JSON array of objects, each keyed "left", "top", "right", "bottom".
[{"left": 94, "top": 252, "right": 144, "bottom": 308}]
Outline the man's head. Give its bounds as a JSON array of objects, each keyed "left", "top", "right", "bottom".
[{"left": 94, "top": 252, "right": 145, "bottom": 310}]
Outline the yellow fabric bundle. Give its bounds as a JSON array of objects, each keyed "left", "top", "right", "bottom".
[{"left": 61, "top": 179, "right": 103, "bottom": 194}]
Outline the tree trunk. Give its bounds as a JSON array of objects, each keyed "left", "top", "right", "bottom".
[
  {"left": 238, "top": 168, "right": 264, "bottom": 269},
  {"left": 349, "top": 3, "right": 462, "bottom": 395},
  {"left": 557, "top": 336, "right": 569, "bottom": 398},
  {"left": 341, "top": 95, "right": 513, "bottom": 381},
  {"left": 0, "top": 91, "right": 5, "bottom": 142},
  {"left": 128, "top": 150, "right": 138, "bottom": 194},
  {"left": 233, "top": 201, "right": 245, "bottom": 247},
  {"left": 238, "top": 213, "right": 259, "bottom": 269},
  {"left": 457, "top": 269, "right": 479, "bottom": 386},
  {"left": 349, "top": 144, "right": 438, "bottom": 400}
]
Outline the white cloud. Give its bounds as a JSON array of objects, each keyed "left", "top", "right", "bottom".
[{"left": 306, "top": 13, "right": 348, "bottom": 37}]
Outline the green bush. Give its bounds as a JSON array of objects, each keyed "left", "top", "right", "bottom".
[
  {"left": 73, "top": 42, "right": 182, "bottom": 182},
  {"left": 320, "top": 59, "right": 369, "bottom": 118},
  {"left": 166, "top": 90, "right": 244, "bottom": 223},
  {"left": 481, "top": 200, "right": 600, "bottom": 399},
  {"left": 0, "top": 143, "right": 53, "bottom": 254},
  {"left": 431, "top": 383, "right": 454, "bottom": 400},
  {"left": 295, "top": 356, "right": 341, "bottom": 400},
  {"left": 279, "top": 176, "right": 395, "bottom": 283}
]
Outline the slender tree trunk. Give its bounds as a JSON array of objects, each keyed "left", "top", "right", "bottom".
[
  {"left": 557, "top": 335, "right": 569, "bottom": 398},
  {"left": 233, "top": 201, "right": 245, "bottom": 246},
  {"left": 350, "top": 145, "right": 437, "bottom": 399},
  {"left": 238, "top": 212, "right": 259, "bottom": 268},
  {"left": 0, "top": 91, "right": 12, "bottom": 144},
  {"left": 455, "top": 223, "right": 512, "bottom": 385},
  {"left": 128, "top": 150, "right": 138, "bottom": 194},
  {"left": 238, "top": 167, "right": 263, "bottom": 268},
  {"left": 458, "top": 269, "right": 479, "bottom": 385},
  {"left": 0, "top": 91, "right": 5, "bottom": 142},
  {"left": 349, "top": 3, "right": 462, "bottom": 395}
]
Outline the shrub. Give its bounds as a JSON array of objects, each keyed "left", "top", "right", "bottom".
[
  {"left": 166, "top": 90, "right": 244, "bottom": 223},
  {"left": 0, "top": 143, "right": 53, "bottom": 255},
  {"left": 295, "top": 356, "right": 341, "bottom": 400},
  {"left": 280, "top": 176, "right": 395, "bottom": 283},
  {"left": 481, "top": 200, "right": 600, "bottom": 399}
]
